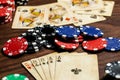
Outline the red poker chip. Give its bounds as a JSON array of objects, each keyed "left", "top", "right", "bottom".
[
  {"left": 3, "top": 37, "right": 28, "bottom": 57},
  {"left": 82, "top": 38, "right": 107, "bottom": 51},
  {"left": 0, "top": 7, "right": 12, "bottom": 17},
  {"left": 0, "top": 7, "right": 12, "bottom": 24},
  {"left": 55, "top": 38, "right": 79, "bottom": 50}
]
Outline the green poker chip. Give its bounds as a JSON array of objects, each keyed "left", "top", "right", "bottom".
[{"left": 1, "top": 74, "right": 29, "bottom": 80}]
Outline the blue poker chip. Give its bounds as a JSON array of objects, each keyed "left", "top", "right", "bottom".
[
  {"left": 55, "top": 25, "right": 80, "bottom": 39},
  {"left": 105, "top": 37, "right": 120, "bottom": 51},
  {"left": 80, "top": 25, "right": 104, "bottom": 38}
]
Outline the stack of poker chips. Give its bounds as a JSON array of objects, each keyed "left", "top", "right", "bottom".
[
  {"left": 0, "top": 0, "right": 15, "bottom": 24},
  {"left": 105, "top": 61, "right": 120, "bottom": 80},
  {"left": 15, "top": 0, "right": 29, "bottom": 6},
  {"left": 2, "top": 25, "right": 120, "bottom": 57}
]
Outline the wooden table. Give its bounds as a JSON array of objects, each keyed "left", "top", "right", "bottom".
[{"left": 0, "top": 0, "right": 120, "bottom": 79}]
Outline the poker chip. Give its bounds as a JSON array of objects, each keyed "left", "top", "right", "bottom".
[
  {"left": 105, "top": 37, "right": 120, "bottom": 51},
  {"left": 82, "top": 38, "right": 107, "bottom": 51},
  {"left": 105, "top": 61, "right": 120, "bottom": 79},
  {"left": 0, "top": 0, "right": 15, "bottom": 11},
  {"left": 15, "top": 0, "right": 29, "bottom": 6},
  {"left": 0, "top": 7, "right": 11, "bottom": 17},
  {"left": 1, "top": 73, "right": 29, "bottom": 80},
  {"left": 24, "top": 42, "right": 41, "bottom": 54},
  {"left": 42, "top": 40, "right": 56, "bottom": 49},
  {"left": 40, "top": 25, "right": 56, "bottom": 39},
  {"left": 0, "top": 7, "right": 13, "bottom": 24},
  {"left": 55, "top": 38, "right": 79, "bottom": 50},
  {"left": 80, "top": 25, "right": 104, "bottom": 38},
  {"left": 55, "top": 25, "right": 80, "bottom": 39},
  {"left": 21, "top": 30, "right": 43, "bottom": 53},
  {"left": 2, "top": 37, "right": 28, "bottom": 57}
]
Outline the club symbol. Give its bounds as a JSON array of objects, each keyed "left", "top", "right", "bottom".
[
  {"left": 90, "top": 15, "right": 97, "bottom": 19},
  {"left": 100, "top": 10, "right": 106, "bottom": 13},
  {"left": 71, "top": 68, "right": 82, "bottom": 75},
  {"left": 57, "top": 56, "right": 61, "bottom": 62}
]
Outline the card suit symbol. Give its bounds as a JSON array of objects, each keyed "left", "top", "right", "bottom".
[
  {"left": 100, "top": 10, "right": 106, "bottom": 13},
  {"left": 43, "top": 62, "right": 45, "bottom": 65},
  {"left": 90, "top": 15, "right": 97, "bottom": 19},
  {"left": 57, "top": 56, "right": 61, "bottom": 62},
  {"left": 61, "top": 17, "right": 63, "bottom": 21},
  {"left": 50, "top": 8, "right": 52, "bottom": 11},
  {"left": 41, "top": 58, "right": 46, "bottom": 65},
  {"left": 49, "top": 57, "right": 53, "bottom": 63},
  {"left": 71, "top": 68, "right": 82, "bottom": 75},
  {"left": 47, "top": 61, "right": 49, "bottom": 64},
  {"left": 79, "top": 19, "right": 82, "bottom": 22},
  {"left": 65, "top": 17, "right": 70, "bottom": 21},
  {"left": 24, "top": 63, "right": 32, "bottom": 69}
]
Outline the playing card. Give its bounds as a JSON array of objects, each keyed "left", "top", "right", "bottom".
[
  {"left": 57, "top": 0, "right": 104, "bottom": 11},
  {"left": 38, "top": 56, "right": 52, "bottom": 80},
  {"left": 22, "top": 60, "right": 42, "bottom": 80},
  {"left": 31, "top": 58, "right": 47, "bottom": 80},
  {"left": 46, "top": 53, "right": 56, "bottom": 80},
  {"left": 75, "top": 1, "right": 115, "bottom": 16},
  {"left": 55, "top": 54, "right": 99, "bottom": 80},
  {"left": 73, "top": 14, "right": 106, "bottom": 26},
  {"left": 45, "top": 2, "right": 78, "bottom": 26},
  {"left": 12, "top": 6, "right": 48, "bottom": 29}
]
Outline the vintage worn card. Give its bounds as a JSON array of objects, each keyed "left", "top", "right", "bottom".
[
  {"left": 22, "top": 60, "right": 42, "bottom": 80},
  {"left": 73, "top": 14, "right": 106, "bottom": 26},
  {"left": 55, "top": 54, "right": 99, "bottom": 80},
  {"left": 75, "top": 1, "right": 115, "bottom": 16},
  {"left": 12, "top": 6, "right": 48, "bottom": 29},
  {"left": 57, "top": 0, "right": 104, "bottom": 10},
  {"left": 45, "top": 2, "right": 78, "bottom": 26}
]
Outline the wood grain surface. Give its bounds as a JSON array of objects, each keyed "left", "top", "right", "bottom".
[{"left": 0, "top": 0, "right": 120, "bottom": 80}]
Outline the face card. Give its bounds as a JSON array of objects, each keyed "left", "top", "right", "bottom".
[
  {"left": 22, "top": 61, "right": 42, "bottom": 80},
  {"left": 57, "top": 0, "right": 104, "bottom": 10},
  {"left": 75, "top": 1, "right": 115, "bottom": 16},
  {"left": 38, "top": 56, "right": 52, "bottom": 80},
  {"left": 55, "top": 55, "right": 99, "bottom": 80},
  {"left": 73, "top": 14, "right": 106, "bottom": 26},
  {"left": 31, "top": 58, "right": 47, "bottom": 80},
  {"left": 12, "top": 6, "right": 47, "bottom": 29},
  {"left": 45, "top": 3, "right": 78, "bottom": 26}
]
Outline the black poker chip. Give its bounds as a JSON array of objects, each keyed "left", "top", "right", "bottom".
[
  {"left": 20, "top": 30, "right": 43, "bottom": 53},
  {"left": 40, "top": 25, "right": 56, "bottom": 39},
  {"left": 24, "top": 42, "right": 41, "bottom": 54},
  {"left": 105, "top": 61, "right": 120, "bottom": 79},
  {"left": 15, "top": 0, "right": 29, "bottom": 6},
  {"left": 42, "top": 39, "right": 56, "bottom": 49}
]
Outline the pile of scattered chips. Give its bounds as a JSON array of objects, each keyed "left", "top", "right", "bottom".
[
  {"left": 2, "top": 25, "right": 120, "bottom": 57},
  {"left": 0, "top": 0, "right": 15, "bottom": 24},
  {"left": 1, "top": 73, "right": 29, "bottom": 80}
]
